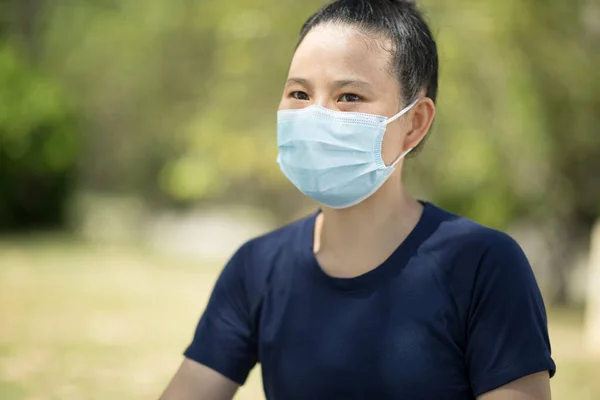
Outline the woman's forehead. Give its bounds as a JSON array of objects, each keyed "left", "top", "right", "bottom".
[{"left": 289, "top": 24, "right": 395, "bottom": 86}]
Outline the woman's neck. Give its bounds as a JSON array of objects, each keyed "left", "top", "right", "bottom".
[{"left": 313, "top": 185, "right": 424, "bottom": 278}]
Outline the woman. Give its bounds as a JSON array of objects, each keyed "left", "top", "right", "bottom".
[{"left": 161, "top": 0, "right": 556, "bottom": 399}]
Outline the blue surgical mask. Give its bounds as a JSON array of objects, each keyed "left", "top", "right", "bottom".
[{"left": 276, "top": 99, "right": 419, "bottom": 209}]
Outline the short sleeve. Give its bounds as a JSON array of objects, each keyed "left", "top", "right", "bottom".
[
  {"left": 466, "top": 233, "right": 556, "bottom": 397},
  {"left": 184, "top": 243, "right": 258, "bottom": 385}
]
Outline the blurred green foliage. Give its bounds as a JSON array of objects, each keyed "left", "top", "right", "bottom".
[
  {"left": 0, "top": 0, "right": 599, "bottom": 259},
  {"left": 0, "top": 39, "right": 78, "bottom": 229}
]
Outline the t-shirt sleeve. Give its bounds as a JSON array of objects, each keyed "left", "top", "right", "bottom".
[
  {"left": 184, "top": 242, "right": 258, "bottom": 385},
  {"left": 466, "top": 233, "right": 556, "bottom": 397}
]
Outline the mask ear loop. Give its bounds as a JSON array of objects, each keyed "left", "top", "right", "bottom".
[
  {"left": 382, "top": 98, "right": 420, "bottom": 168},
  {"left": 390, "top": 147, "right": 414, "bottom": 167},
  {"left": 383, "top": 98, "right": 420, "bottom": 126}
]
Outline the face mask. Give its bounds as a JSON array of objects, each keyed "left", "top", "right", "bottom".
[{"left": 277, "top": 98, "right": 419, "bottom": 209}]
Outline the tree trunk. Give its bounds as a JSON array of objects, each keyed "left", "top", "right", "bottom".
[{"left": 585, "top": 220, "right": 600, "bottom": 356}]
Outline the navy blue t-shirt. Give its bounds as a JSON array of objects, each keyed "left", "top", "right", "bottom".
[{"left": 184, "top": 202, "right": 556, "bottom": 399}]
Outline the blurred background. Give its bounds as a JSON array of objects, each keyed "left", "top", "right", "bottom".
[{"left": 0, "top": 0, "right": 599, "bottom": 398}]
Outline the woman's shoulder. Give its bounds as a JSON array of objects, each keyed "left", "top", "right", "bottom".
[
  {"left": 426, "top": 205, "right": 542, "bottom": 323},
  {"left": 239, "top": 212, "right": 314, "bottom": 257},
  {"left": 224, "top": 212, "right": 314, "bottom": 277},
  {"left": 423, "top": 203, "right": 530, "bottom": 278},
  {"left": 426, "top": 202, "right": 523, "bottom": 254},
  {"left": 216, "top": 214, "right": 315, "bottom": 307}
]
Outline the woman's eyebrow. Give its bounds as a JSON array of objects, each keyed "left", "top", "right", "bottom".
[
  {"left": 285, "top": 77, "right": 312, "bottom": 89},
  {"left": 332, "top": 79, "right": 373, "bottom": 92},
  {"left": 285, "top": 77, "right": 373, "bottom": 93}
]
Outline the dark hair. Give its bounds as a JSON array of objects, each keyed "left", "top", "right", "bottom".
[{"left": 298, "top": 0, "right": 438, "bottom": 152}]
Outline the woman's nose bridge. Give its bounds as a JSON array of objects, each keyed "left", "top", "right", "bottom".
[{"left": 312, "top": 90, "right": 335, "bottom": 109}]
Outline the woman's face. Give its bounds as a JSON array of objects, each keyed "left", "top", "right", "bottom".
[{"left": 279, "top": 23, "right": 412, "bottom": 166}]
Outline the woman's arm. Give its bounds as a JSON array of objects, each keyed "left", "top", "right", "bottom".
[
  {"left": 159, "top": 358, "right": 240, "bottom": 400},
  {"left": 160, "top": 241, "right": 259, "bottom": 399},
  {"left": 461, "top": 231, "right": 555, "bottom": 397},
  {"left": 477, "top": 371, "right": 551, "bottom": 400}
]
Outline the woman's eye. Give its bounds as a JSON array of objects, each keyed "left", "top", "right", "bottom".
[
  {"left": 338, "top": 93, "right": 362, "bottom": 102},
  {"left": 291, "top": 91, "right": 310, "bottom": 101}
]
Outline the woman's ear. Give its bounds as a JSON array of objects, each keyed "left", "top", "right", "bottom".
[{"left": 404, "top": 97, "right": 436, "bottom": 150}]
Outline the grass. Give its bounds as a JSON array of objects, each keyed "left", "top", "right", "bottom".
[{"left": 0, "top": 236, "right": 598, "bottom": 399}]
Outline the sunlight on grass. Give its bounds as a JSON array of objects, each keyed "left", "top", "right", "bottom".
[{"left": 0, "top": 237, "right": 598, "bottom": 399}]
